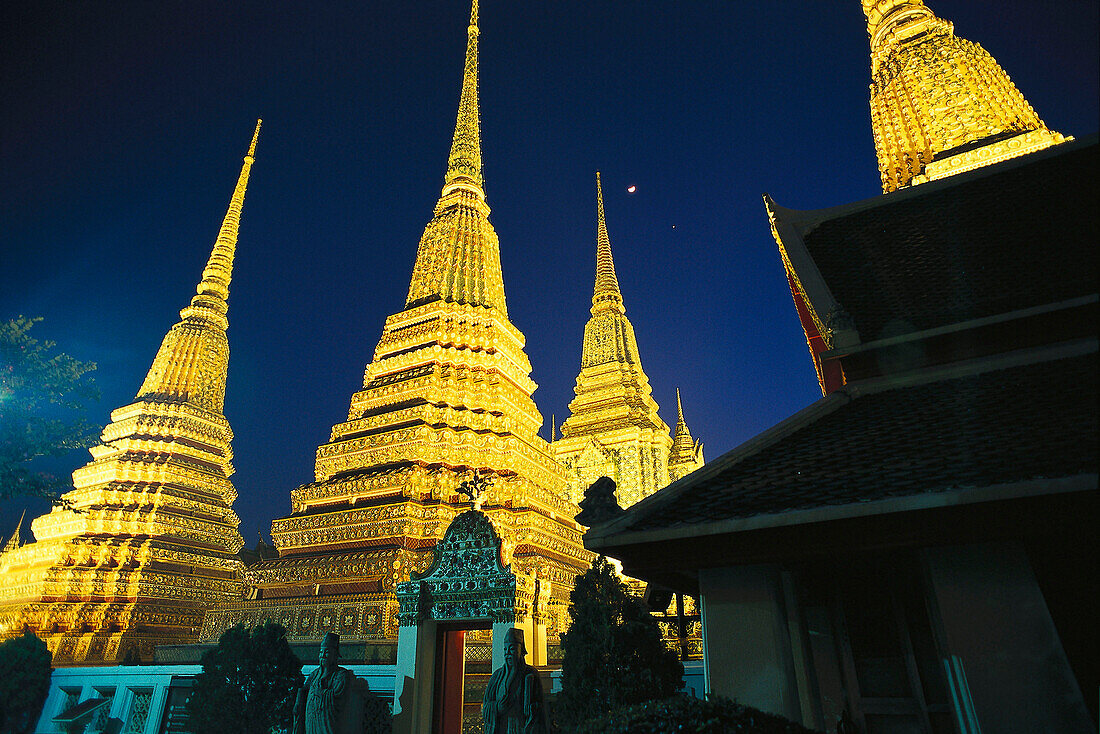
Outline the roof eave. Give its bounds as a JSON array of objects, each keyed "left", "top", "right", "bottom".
[
  {"left": 586, "top": 473, "right": 1097, "bottom": 552},
  {"left": 585, "top": 389, "right": 853, "bottom": 541}
]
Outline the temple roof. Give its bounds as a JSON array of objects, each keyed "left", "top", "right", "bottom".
[
  {"left": 587, "top": 350, "right": 1097, "bottom": 542},
  {"left": 590, "top": 140, "right": 1099, "bottom": 558},
  {"left": 768, "top": 138, "right": 1097, "bottom": 347}
]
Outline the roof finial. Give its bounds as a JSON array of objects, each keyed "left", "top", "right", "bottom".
[
  {"left": 676, "top": 388, "right": 685, "bottom": 426},
  {"left": 592, "top": 172, "right": 624, "bottom": 313},
  {"left": 181, "top": 121, "right": 262, "bottom": 327},
  {"left": 247, "top": 119, "right": 262, "bottom": 159},
  {"left": 443, "top": 0, "right": 484, "bottom": 197}
]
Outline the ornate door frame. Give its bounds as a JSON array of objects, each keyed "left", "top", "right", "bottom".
[{"left": 391, "top": 510, "right": 524, "bottom": 734}]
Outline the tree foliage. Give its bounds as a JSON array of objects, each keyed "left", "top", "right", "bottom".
[
  {"left": 557, "top": 556, "right": 684, "bottom": 728},
  {"left": 186, "top": 621, "right": 303, "bottom": 734},
  {"left": 0, "top": 316, "right": 100, "bottom": 504},
  {"left": 0, "top": 631, "right": 53, "bottom": 734},
  {"left": 574, "top": 694, "right": 822, "bottom": 734}
]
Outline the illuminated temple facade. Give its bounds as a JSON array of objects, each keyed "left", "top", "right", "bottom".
[
  {"left": 199, "top": 0, "right": 591, "bottom": 651},
  {"left": 0, "top": 123, "right": 261, "bottom": 664},
  {"left": 553, "top": 174, "right": 702, "bottom": 507},
  {"left": 864, "top": 0, "right": 1068, "bottom": 192}
]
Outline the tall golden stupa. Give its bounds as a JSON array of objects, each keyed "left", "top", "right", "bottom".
[
  {"left": 200, "top": 0, "right": 591, "bottom": 649},
  {"left": 864, "top": 0, "right": 1068, "bottom": 191},
  {"left": 553, "top": 174, "right": 689, "bottom": 507},
  {"left": 0, "top": 122, "right": 261, "bottom": 664}
]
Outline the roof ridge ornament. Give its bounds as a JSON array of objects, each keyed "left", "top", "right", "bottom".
[{"left": 457, "top": 469, "right": 494, "bottom": 510}]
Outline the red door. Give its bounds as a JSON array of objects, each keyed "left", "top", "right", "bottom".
[{"left": 432, "top": 628, "right": 465, "bottom": 734}]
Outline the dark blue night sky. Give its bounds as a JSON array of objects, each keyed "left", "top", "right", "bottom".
[{"left": 2, "top": 1, "right": 1096, "bottom": 542}]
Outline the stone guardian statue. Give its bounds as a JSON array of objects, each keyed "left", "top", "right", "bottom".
[
  {"left": 293, "top": 632, "right": 356, "bottom": 734},
  {"left": 482, "top": 628, "right": 550, "bottom": 733}
]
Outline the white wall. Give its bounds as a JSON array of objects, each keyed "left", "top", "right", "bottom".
[
  {"left": 698, "top": 565, "right": 804, "bottom": 723},
  {"left": 924, "top": 542, "right": 1092, "bottom": 734},
  {"left": 35, "top": 663, "right": 397, "bottom": 733}
]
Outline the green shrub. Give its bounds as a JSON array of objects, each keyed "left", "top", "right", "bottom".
[
  {"left": 574, "top": 694, "right": 822, "bottom": 734},
  {"left": 0, "top": 631, "right": 52, "bottom": 734},
  {"left": 557, "top": 557, "right": 683, "bottom": 727},
  {"left": 186, "top": 621, "right": 303, "bottom": 734}
]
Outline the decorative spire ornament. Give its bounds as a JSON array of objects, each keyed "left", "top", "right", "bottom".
[
  {"left": 592, "top": 172, "right": 624, "bottom": 313},
  {"left": 443, "top": 0, "right": 484, "bottom": 197},
  {"left": 405, "top": 0, "right": 506, "bottom": 314},
  {"left": 668, "top": 389, "right": 705, "bottom": 483},
  {"left": 138, "top": 119, "right": 261, "bottom": 411}
]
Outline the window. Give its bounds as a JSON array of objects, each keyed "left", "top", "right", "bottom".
[
  {"left": 799, "top": 554, "right": 956, "bottom": 734},
  {"left": 124, "top": 689, "right": 153, "bottom": 734},
  {"left": 836, "top": 557, "right": 956, "bottom": 734},
  {"left": 89, "top": 687, "right": 116, "bottom": 732}
]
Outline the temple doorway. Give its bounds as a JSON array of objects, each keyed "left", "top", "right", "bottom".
[{"left": 392, "top": 510, "right": 537, "bottom": 734}]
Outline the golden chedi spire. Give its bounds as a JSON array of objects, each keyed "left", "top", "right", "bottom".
[
  {"left": 0, "top": 123, "right": 259, "bottom": 663},
  {"left": 443, "top": 0, "right": 484, "bottom": 196},
  {"left": 668, "top": 389, "right": 705, "bottom": 483},
  {"left": 245, "top": 0, "right": 589, "bottom": 652},
  {"left": 137, "top": 119, "right": 260, "bottom": 411},
  {"left": 592, "top": 173, "right": 624, "bottom": 313},
  {"left": 554, "top": 173, "right": 672, "bottom": 508},
  {"left": 864, "top": 0, "right": 1067, "bottom": 192},
  {"left": 1, "top": 511, "right": 25, "bottom": 554},
  {"left": 406, "top": 0, "right": 507, "bottom": 315}
]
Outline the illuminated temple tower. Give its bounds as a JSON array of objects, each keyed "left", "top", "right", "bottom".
[
  {"left": 203, "top": 0, "right": 590, "bottom": 648},
  {"left": 0, "top": 123, "right": 260, "bottom": 663},
  {"left": 864, "top": 0, "right": 1068, "bottom": 191},
  {"left": 667, "top": 389, "right": 704, "bottom": 483},
  {"left": 553, "top": 173, "right": 674, "bottom": 507}
]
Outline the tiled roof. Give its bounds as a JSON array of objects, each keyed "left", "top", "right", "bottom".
[
  {"left": 803, "top": 142, "right": 1097, "bottom": 342},
  {"left": 622, "top": 353, "right": 1097, "bottom": 532}
]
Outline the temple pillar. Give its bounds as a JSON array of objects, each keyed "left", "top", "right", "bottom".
[
  {"left": 528, "top": 614, "right": 548, "bottom": 667},
  {"left": 392, "top": 620, "right": 437, "bottom": 734},
  {"left": 923, "top": 543, "right": 1091, "bottom": 734}
]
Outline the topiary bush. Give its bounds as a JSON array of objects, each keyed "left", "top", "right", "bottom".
[{"left": 574, "top": 694, "right": 822, "bottom": 734}]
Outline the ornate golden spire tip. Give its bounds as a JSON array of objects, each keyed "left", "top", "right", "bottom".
[{"left": 247, "top": 119, "right": 262, "bottom": 159}]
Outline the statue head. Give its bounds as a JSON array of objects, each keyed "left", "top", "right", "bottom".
[
  {"left": 502, "top": 627, "right": 526, "bottom": 667},
  {"left": 319, "top": 632, "right": 340, "bottom": 669}
]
